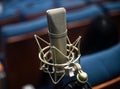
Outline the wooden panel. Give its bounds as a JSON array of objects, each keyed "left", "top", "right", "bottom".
[
  {"left": 5, "top": 37, "right": 45, "bottom": 89},
  {"left": 0, "top": 15, "right": 20, "bottom": 27},
  {"left": 92, "top": 76, "right": 120, "bottom": 89}
]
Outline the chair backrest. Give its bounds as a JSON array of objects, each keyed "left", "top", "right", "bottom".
[
  {"left": 1, "top": 17, "right": 47, "bottom": 39},
  {"left": 54, "top": 0, "right": 86, "bottom": 11},
  {"left": 22, "top": 1, "right": 54, "bottom": 16},
  {"left": 66, "top": 5, "right": 103, "bottom": 23},
  {"left": 80, "top": 43, "right": 120, "bottom": 86},
  {"left": 0, "top": 6, "right": 19, "bottom": 20},
  {"left": 21, "top": 0, "right": 54, "bottom": 20}
]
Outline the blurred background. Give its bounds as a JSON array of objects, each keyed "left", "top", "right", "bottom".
[{"left": 0, "top": 0, "right": 120, "bottom": 89}]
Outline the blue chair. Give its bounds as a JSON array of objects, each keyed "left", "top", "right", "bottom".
[
  {"left": 66, "top": 5, "right": 103, "bottom": 22},
  {"left": 80, "top": 43, "right": 120, "bottom": 86},
  {"left": 0, "top": 17, "right": 47, "bottom": 62}
]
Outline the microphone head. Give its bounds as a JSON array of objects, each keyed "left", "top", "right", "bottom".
[{"left": 47, "top": 8, "right": 66, "bottom": 34}]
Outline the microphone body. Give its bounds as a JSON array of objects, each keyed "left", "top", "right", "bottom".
[{"left": 47, "top": 8, "right": 67, "bottom": 64}]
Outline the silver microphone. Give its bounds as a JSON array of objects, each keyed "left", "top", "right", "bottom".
[
  {"left": 47, "top": 8, "right": 67, "bottom": 64},
  {"left": 34, "top": 8, "right": 88, "bottom": 85}
]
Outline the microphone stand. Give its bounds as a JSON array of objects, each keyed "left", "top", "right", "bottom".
[
  {"left": 53, "top": 80, "right": 64, "bottom": 89},
  {"left": 62, "top": 80, "right": 91, "bottom": 89},
  {"left": 34, "top": 8, "right": 92, "bottom": 89}
]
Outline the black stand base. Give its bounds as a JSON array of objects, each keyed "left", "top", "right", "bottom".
[{"left": 53, "top": 80, "right": 92, "bottom": 89}]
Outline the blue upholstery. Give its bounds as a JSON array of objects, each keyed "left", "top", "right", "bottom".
[
  {"left": 80, "top": 43, "right": 120, "bottom": 86},
  {"left": 66, "top": 5, "right": 103, "bottom": 22},
  {"left": 1, "top": 17, "right": 47, "bottom": 64},
  {"left": 4, "top": 1, "right": 27, "bottom": 9},
  {"left": 54, "top": 0, "right": 85, "bottom": 8},
  {"left": 1, "top": 17, "right": 47, "bottom": 38},
  {"left": 21, "top": 0, "right": 54, "bottom": 15},
  {"left": 89, "top": 0, "right": 101, "bottom": 2},
  {"left": 2, "top": 0, "right": 54, "bottom": 20},
  {"left": 0, "top": 7, "right": 17, "bottom": 20},
  {"left": 104, "top": 1, "right": 120, "bottom": 12}
]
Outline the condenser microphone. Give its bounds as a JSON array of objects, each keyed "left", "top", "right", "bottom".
[
  {"left": 47, "top": 8, "right": 67, "bottom": 64},
  {"left": 34, "top": 8, "right": 88, "bottom": 86},
  {"left": 46, "top": 8, "right": 68, "bottom": 83}
]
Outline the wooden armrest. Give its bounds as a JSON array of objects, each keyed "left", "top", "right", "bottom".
[
  {"left": 6, "top": 28, "right": 48, "bottom": 43},
  {"left": 92, "top": 76, "right": 120, "bottom": 89}
]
